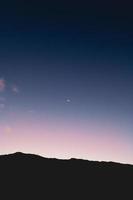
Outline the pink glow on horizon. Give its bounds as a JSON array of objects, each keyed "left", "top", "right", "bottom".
[{"left": 0, "top": 117, "right": 132, "bottom": 164}]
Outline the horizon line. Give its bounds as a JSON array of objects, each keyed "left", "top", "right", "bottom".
[{"left": 0, "top": 151, "right": 132, "bottom": 166}]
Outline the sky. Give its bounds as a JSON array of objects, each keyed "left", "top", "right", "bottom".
[{"left": 0, "top": 1, "right": 133, "bottom": 164}]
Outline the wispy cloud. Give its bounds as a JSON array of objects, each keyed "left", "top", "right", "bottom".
[
  {"left": 0, "top": 103, "right": 5, "bottom": 111},
  {"left": 0, "top": 103, "right": 5, "bottom": 108},
  {"left": 0, "top": 97, "right": 5, "bottom": 102},
  {"left": 0, "top": 79, "right": 6, "bottom": 92},
  {"left": 28, "top": 110, "right": 35, "bottom": 114},
  {"left": 5, "top": 126, "right": 13, "bottom": 134},
  {"left": 11, "top": 85, "right": 19, "bottom": 94}
]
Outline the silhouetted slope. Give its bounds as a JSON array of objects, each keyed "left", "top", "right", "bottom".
[{"left": 0, "top": 152, "right": 133, "bottom": 199}]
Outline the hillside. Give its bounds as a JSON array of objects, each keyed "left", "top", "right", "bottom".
[{"left": 0, "top": 152, "right": 133, "bottom": 198}]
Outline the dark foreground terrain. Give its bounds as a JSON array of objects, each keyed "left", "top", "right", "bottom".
[{"left": 0, "top": 152, "right": 133, "bottom": 199}]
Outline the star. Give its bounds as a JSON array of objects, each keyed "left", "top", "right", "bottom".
[{"left": 66, "top": 99, "right": 71, "bottom": 103}]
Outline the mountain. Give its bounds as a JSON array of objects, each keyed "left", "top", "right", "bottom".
[{"left": 0, "top": 152, "right": 133, "bottom": 199}]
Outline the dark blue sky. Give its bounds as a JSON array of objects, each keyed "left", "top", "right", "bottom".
[{"left": 0, "top": 1, "right": 133, "bottom": 163}]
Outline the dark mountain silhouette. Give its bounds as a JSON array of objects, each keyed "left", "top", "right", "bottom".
[{"left": 0, "top": 152, "right": 133, "bottom": 199}]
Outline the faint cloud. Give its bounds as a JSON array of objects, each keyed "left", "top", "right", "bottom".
[
  {"left": 5, "top": 126, "right": 13, "bottom": 134},
  {"left": 0, "top": 78, "right": 6, "bottom": 92},
  {"left": 0, "top": 97, "right": 5, "bottom": 102},
  {"left": 28, "top": 110, "right": 35, "bottom": 114},
  {"left": 0, "top": 103, "right": 5, "bottom": 110},
  {"left": 11, "top": 85, "right": 19, "bottom": 94}
]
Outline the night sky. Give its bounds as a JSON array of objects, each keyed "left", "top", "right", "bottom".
[{"left": 0, "top": 1, "right": 133, "bottom": 164}]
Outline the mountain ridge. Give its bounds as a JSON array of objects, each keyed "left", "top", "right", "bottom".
[
  {"left": 0, "top": 152, "right": 133, "bottom": 199},
  {"left": 1, "top": 151, "right": 132, "bottom": 167}
]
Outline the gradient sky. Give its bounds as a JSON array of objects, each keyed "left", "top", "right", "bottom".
[{"left": 0, "top": 1, "right": 133, "bottom": 164}]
